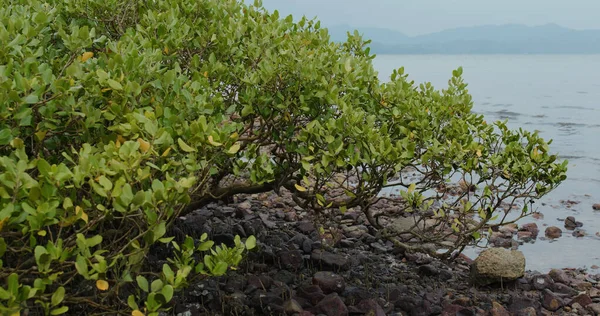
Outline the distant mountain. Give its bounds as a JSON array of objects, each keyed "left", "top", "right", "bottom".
[
  {"left": 328, "top": 24, "right": 600, "bottom": 54},
  {"left": 326, "top": 24, "right": 409, "bottom": 44}
]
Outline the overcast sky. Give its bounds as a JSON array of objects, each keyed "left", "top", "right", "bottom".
[{"left": 260, "top": 0, "right": 600, "bottom": 36}]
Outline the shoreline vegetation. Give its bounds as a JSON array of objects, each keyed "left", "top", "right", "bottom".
[{"left": 0, "top": 0, "right": 579, "bottom": 315}]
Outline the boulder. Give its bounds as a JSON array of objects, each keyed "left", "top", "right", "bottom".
[
  {"left": 545, "top": 226, "right": 562, "bottom": 239},
  {"left": 593, "top": 203, "right": 600, "bottom": 211},
  {"left": 471, "top": 248, "right": 526, "bottom": 285}
]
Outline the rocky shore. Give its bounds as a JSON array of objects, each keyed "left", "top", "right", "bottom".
[{"left": 153, "top": 192, "right": 600, "bottom": 316}]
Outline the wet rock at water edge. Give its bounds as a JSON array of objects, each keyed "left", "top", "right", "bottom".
[
  {"left": 545, "top": 226, "right": 562, "bottom": 239},
  {"left": 564, "top": 216, "right": 583, "bottom": 230},
  {"left": 593, "top": 203, "right": 600, "bottom": 210},
  {"left": 470, "top": 248, "right": 526, "bottom": 286}
]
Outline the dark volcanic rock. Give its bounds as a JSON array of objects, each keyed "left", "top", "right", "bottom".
[
  {"left": 313, "top": 271, "right": 346, "bottom": 294},
  {"left": 297, "top": 284, "right": 326, "bottom": 305},
  {"left": 311, "top": 250, "right": 350, "bottom": 271},
  {"left": 351, "top": 299, "right": 386, "bottom": 316},
  {"left": 418, "top": 264, "right": 440, "bottom": 276},
  {"left": 280, "top": 249, "right": 304, "bottom": 270},
  {"left": 531, "top": 274, "right": 554, "bottom": 290},
  {"left": 315, "top": 293, "right": 349, "bottom": 316},
  {"left": 508, "top": 296, "right": 540, "bottom": 314}
]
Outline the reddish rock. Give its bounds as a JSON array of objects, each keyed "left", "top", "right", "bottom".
[
  {"left": 520, "top": 223, "right": 539, "bottom": 238},
  {"left": 593, "top": 203, "right": 600, "bottom": 210},
  {"left": 517, "top": 231, "right": 534, "bottom": 242},
  {"left": 549, "top": 269, "right": 571, "bottom": 284},
  {"left": 442, "top": 304, "right": 472, "bottom": 316},
  {"left": 515, "top": 307, "right": 537, "bottom": 316},
  {"left": 499, "top": 223, "right": 519, "bottom": 235},
  {"left": 313, "top": 271, "right": 346, "bottom": 294},
  {"left": 569, "top": 293, "right": 593, "bottom": 307},
  {"left": 490, "top": 301, "right": 510, "bottom": 316},
  {"left": 354, "top": 299, "right": 386, "bottom": 316},
  {"left": 297, "top": 284, "right": 325, "bottom": 305},
  {"left": 315, "top": 293, "right": 348, "bottom": 316},
  {"left": 545, "top": 226, "right": 562, "bottom": 239},
  {"left": 542, "top": 290, "right": 563, "bottom": 311}
]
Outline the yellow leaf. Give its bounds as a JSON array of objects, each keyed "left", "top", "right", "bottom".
[
  {"left": 0, "top": 218, "right": 8, "bottom": 231},
  {"left": 137, "top": 138, "right": 151, "bottom": 153},
  {"left": 294, "top": 184, "right": 307, "bottom": 192},
  {"left": 476, "top": 150, "right": 482, "bottom": 157},
  {"left": 10, "top": 138, "right": 24, "bottom": 149},
  {"left": 81, "top": 51, "right": 94, "bottom": 62},
  {"left": 96, "top": 280, "right": 109, "bottom": 291},
  {"left": 164, "top": 46, "right": 169, "bottom": 54},
  {"left": 207, "top": 135, "right": 222, "bottom": 147},
  {"left": 230, "top": 132, "right": 239, "bottom": 139},
  {"left": 76, "top": 206, "right": 88, "bottom": 224},
  {"left": 37, "top": 230, "right": 46, "bottom": 237},
  {"left": 161, "top": 147, "right": 172, "bottom": 157},
  {"left": 407, "top": 183, "right": 416, "bottom": 194},
  {"left": 35, "top": 131, "right": 47, "bottom": 142},
  {"left": 132, "top": 310, "right": 145, "bottom": 316},
  {"left": 227, "top": 143, "right": 241, "bottom": 154},
  {"left": 203, "top": 71, "right": 208, "bottom": 78},
  {"left": 117, "top": 135, "right": 126, "bottom": 144}
]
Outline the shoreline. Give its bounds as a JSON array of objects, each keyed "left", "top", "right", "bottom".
[{"left": 127, "top": 190, "right": 600, "bottom": 316}]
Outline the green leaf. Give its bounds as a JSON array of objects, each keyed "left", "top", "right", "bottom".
[
  {"left": 50, "top": 306, "right": 69, "bottom": 315},
  {"left": 177, "top": 138, "right": 196, "bottom": 152},
  {"left": 7, "top": 273, "right": 18, "bottom": 295},
  {"left": 136, "top": 275, "right": 149, "bottom": 292},
  {"left": 75, "top": 255, "right": 89, "bottom": 278},
  {"left": 51, "top": 287, "right": 65, "bottom": 306},
  {"left": 161, "top": 284, "right": 174, "bottom": 302},
  {"left": 245, "top": 236, "right": 256, "bottom": 250},
  {"left": 151, "top": 279, "right": 163, "bottom": 292},
  {"left": 107, "top": 79, "right": 123, "bottom": 90},
  {"left": 24, "top": 94, "right": 39, "bottom": 104},
  {"left": 127, "top": 295, "right": 139, "bottom": 310},
  {"left": 162, "top": 264, "right": 174, "bottom": 283},
  {"left": 211, "top": 262, "right": 228, "bottom": 276},
  {"left": 197, "top": 240, "right": 214, "bottom": 251}
]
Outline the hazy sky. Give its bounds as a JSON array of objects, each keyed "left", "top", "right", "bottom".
[{"left": 260, "top": 0, "right": 600, "bottom": 36}]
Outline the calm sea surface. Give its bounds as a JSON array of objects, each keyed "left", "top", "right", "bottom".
[{"left": 373, "top": 55, "right": 600, "bottom": 272}]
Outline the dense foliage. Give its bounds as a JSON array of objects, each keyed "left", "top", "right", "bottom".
[{"left": 0, "top": 0, "right": 566, "bottom": 314}]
